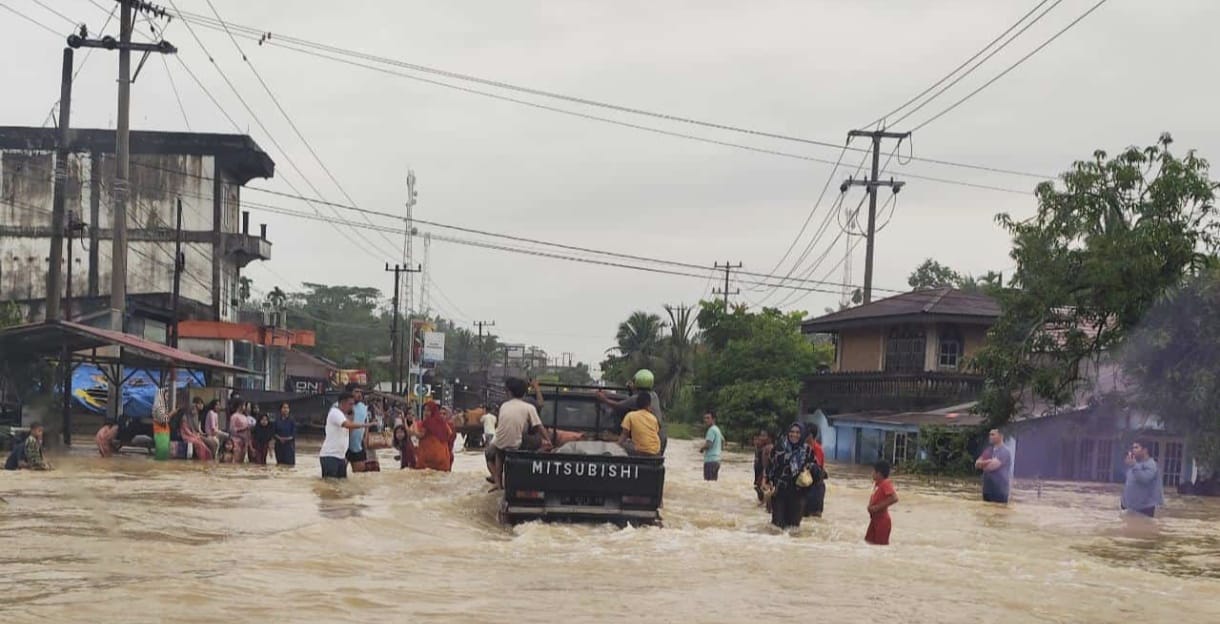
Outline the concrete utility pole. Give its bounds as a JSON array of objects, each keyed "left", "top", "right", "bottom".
[
  {"left": 713, "top": 261, "right": 742, "bottom": 307},
  {"left": 170, "top": 198, "right": 184, "bottom": 348},
  {"left": 46, "top": 47, "right": 74, "bottom": 321},
  {"left": 842, "top": 129, "right": 909, "bottom": 304},
  {"left": 68, "top": 1, "right": 177, "bottom": 332},
  {"left": 474, "top": 320, "right": 495, "bottom": 404}
]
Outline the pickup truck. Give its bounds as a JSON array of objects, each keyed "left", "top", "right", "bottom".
[{"left": 499, "top": 385, "right": 665, "bottom": 526}]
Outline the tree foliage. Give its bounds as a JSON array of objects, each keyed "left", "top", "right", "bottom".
[
  {"left": 694, "top": 301, "right": 826, "bottom": 442},
  {"left": 975, "top": 134, "right": 1218, "bottom": 426},
  {"left": 1122, "top": 267, "right": 1220, "bottom": 475},
  {"left": 908, "top": 258, "right": 1003, "bottom": 295}
]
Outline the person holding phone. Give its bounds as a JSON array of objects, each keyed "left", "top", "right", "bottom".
[{"left": 1121, "top": 440, "right": 1164, "bottom": 518}]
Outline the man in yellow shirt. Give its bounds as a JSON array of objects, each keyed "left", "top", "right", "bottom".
[{"left": 619, "top": 391, "right": 661, "bottom": 456}]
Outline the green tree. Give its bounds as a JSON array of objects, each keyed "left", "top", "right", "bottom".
[
  {"left": 908, "top": 259, "right": 963, "bottom": 290},
  {"left": 975, "top": 134, "right": 1218, "bottom": 426},
  {"left": 1122, "top": 266, "right": 1220, "bottom": 476},
  {"left": 286, "top": 283, "right": 390, "bottom": 369},
  {"left": 600, "top": 311, "right": 665, "bottom": 386},
  {"left": 694, "top": 301, "right": 826, "bottom": 442}
]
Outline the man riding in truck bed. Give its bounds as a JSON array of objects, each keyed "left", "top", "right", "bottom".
[{"left": 597, "top": 369, "right": 668, "bottom": 455}]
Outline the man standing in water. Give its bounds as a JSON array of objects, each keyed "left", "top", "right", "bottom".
[
  {"left": 699, "top": 411, "right": 724, "bottom": 481},
  {"left": 347, "top": 384, "right": 370, "bottom": 472},
  {"left": 320, "top": 392, "right": 374, "bottom": 479},
  {"left": 1121, "top": 440, "right": 1164, "bottom": 518},
  {"left": 975, "top": 429, "right": 1013, "bottom": 504}
]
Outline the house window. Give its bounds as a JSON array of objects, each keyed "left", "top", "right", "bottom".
[
  {"left": 884, "top": 325, "right": 926, "bottom": 373},
  {"left": 1162, "top": 441, "right": 1185, "bottom": 487},
  {"left": 938, "top": 326, "right": 963, "bottom": 369}
]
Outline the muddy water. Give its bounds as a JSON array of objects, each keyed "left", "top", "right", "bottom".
[{"left": 1, "top": 440, "right": 1217, "bottom": 624}]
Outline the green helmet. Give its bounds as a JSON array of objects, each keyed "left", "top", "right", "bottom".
[{"left": 633, "top": 369, "right": 655, "bottom": 390}]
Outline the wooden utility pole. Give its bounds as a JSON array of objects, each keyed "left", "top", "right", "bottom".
[
  {"left": 712, "top": 261, "right": 742, "bottom": 307},
  {"left": 843, "top": 129, "right": 909, "bottom": 304},
  {"left": 60, "top": 212, "right": 86, "bottom": 445},
  {"left": 46, "top": 47, "right": 74, "bottom": 321},
  {"left": 170, "top": 198, "right": 184, "bottom": 348}
]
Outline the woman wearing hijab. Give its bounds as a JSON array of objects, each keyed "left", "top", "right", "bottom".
[
  {"left": 416, "top": 402, "right": 454, "bottom": 471},
  {"left": 273, "top": 402, "right": 297, "bottom": 466},
  {"left": 250, "top": 412, "right": 275, "bottom": 465},
  {"left": 765, "top": 422, "right": 816, "bottom": 529},
  {"left": 393, "top": 423, "right": 418, "bottom": 470}
]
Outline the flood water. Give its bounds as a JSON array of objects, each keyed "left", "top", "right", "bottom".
[{"left": 1, "top": 439, "right": 1217, "bottom": 623}]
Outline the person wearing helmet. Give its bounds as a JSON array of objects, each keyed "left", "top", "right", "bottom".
[{"left": 597, "top": 369, "right": 668, "bottom": 455}]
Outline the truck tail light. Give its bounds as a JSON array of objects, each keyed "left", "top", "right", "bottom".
[
  {"left": 515, "top": 490, "right": 544, "bottom": 500},
  {"left": 622, "top": 495, "right": 651, "bottom": 506}
]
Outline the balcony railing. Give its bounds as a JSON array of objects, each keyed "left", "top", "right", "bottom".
[{"left": 801, "top": 371, "right": 985, "bottom": 413}]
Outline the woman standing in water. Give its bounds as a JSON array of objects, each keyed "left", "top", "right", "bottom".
[
  {"left": 250, "top": 412, "right": 275, "bottom": 465},
  {"left": 765, "top": 423, "right": 816, "bottom": 529},
  {"left": 273, "top": 403, "right": 296, "bottom": 466},
  {"left": 227, "top": 399, "right": 251, "bottom": 463},
  {"left": 416, "top": 402, "right": 454, "bottom": 471},
  {"left": 393, "top": 423, "right": 417, "bottom": 469}
]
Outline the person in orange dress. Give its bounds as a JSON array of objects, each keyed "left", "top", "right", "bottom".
[
  {"left": 415, "top": 402, "right": 454, "bottom": 471},
  {"left": 865, "top": 460, "right": 899, "bottom": 545}
]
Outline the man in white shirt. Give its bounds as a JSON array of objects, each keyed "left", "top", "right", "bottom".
[
  {"left": 320, "top": 392, "right": 374, "bottom": 479},
  {"left": 480, "top": 408, "right": 497, "bottom": 447},
  {"left": 485, "top": 378, "right": 543, "bottom": 490}
]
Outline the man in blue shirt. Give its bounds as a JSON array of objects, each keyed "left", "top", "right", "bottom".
[
  {"left": 976, "top": 429, "right": 1013, "bottom": 504},
  {"left": 699, "top": 411, "right": 724, "bottom": 481},
  {"left": 1121, "top": 440, "right": 1165, "bottom": 518},
  {"left": 346, "top": 384, "right": 370, "bottom": 472}
]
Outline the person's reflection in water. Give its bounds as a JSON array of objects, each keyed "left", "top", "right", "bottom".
[{"left": 311, "top": 479, "right": 370, "bottom": 519}]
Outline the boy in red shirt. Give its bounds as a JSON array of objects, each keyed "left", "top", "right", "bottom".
[{"left": 866, "top": 460, "right": 899, "bottom": 545}]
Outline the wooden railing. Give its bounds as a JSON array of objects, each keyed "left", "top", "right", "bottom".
[{"left": 801, "top": 371, "right": 985, "bottom": 413}]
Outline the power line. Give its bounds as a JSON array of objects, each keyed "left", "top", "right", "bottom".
[
  {"left": 1, "top": 1, "right": 63, "bottom": 36},
  {"left": 161, "top": 54, "right": 192, "bottom": 130},
  {"left": 29, "top": 0, "right": 80, "bottom": 27},
  {"left": 868, "top": 0, "right": 1058, "bottom": 128},
  {"left": 198, "top": 0, "right": 404, "bottom": 257},
  {"left": 163, "top": 0, "right": 402, "bottom": 264},
  {"left": 167, "top": 7, "right": 1050, "bottom": 182},
  {"left": 910, "top": 0, "right": 1111, "bottom": 132}
]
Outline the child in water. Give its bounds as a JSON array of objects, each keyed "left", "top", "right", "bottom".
[
  {"left": 865, "top": 460, "right": 899, "bottom": 546},
  {"left": 218, "top": 437, "right": 238, "bottom": 464}
]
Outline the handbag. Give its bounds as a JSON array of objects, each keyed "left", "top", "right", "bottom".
[{"left": 796, "top": 467, "right": 814, "bottom": 488}]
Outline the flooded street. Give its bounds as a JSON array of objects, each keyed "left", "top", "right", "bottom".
[{"left": 1, "top": 441, "right": 1217, "bottom": 623}]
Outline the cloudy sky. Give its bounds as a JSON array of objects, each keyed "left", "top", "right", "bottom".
[{"left": 3, "top": 0, "right": 1217, "bottom": 370}]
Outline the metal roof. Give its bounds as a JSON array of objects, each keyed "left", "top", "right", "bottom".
[
  {"left": 802, "top": 288, "right": 1001, "bottom": 333},
  {"left": 829, "top": 403, "right": 984, "bottom": 429},
  {"left": 0, "top": 320, "right": 255, "bottom": 374}
]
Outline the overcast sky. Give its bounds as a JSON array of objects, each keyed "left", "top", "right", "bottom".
[{"left": 3, "top": 0, "right": 1217, "bottom": 371}]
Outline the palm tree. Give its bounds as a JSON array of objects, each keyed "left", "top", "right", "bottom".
[
  {"left": 614, "top": 312, "right": 664, "bottom": 361},
  {"left": 657, "top": 305, "right": 697, "bottom": 404}
]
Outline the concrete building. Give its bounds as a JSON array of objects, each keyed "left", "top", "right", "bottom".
[{"left": 0, "top": 126, "right": 315, "bottom": 389}]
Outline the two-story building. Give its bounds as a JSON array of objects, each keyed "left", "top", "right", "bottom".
[
  {"left": 799, "top": 287, "right": 1000, "bottom": 465},
  {"left": 0, "top": 126, "right": 312, "bottom": 392}
]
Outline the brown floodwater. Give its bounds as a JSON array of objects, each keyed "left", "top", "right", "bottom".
[{"left": 1, "top": 439, "right": 1217, "bottom": 623}]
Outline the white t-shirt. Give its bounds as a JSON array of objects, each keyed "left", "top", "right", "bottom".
[
  {"left": 481, "top": 412, "right": 498, "bottom": 438},
  {"left": 319, "top": 407, "right": 350, "bottom": 458},
  {"left": 493, "top": 399, "right": 542, "bottom": 450}
]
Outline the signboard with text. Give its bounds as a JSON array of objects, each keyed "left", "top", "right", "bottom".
[{"left": 423, "top": 331, "right": 446, "bottom": 362}]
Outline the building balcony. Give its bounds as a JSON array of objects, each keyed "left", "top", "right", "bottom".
[
  {"left": 801, "top": 371, "right": 985, "bottom": 414},
  {"left": 223, "top": 231, "right": 271, "bottom": 267}
]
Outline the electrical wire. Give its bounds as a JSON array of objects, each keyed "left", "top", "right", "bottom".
[
  {"left": 874, "top": 0, "right": 1061, "bottom": 129},
  {"left": 167, "top": 6, "right": 1052, "bottom": 182},
  {"left": 165, "top": 0, "right": 403, "bottom": 263},
  {"left": 1, "top": 1, "right": 62, "bottom": 36},
  {"left": 29, "top": 0, "right": 79, "bottom": 27},
  {"left": 910, "top": 0, "right": 1111, "bottom": 132},
  {"left": 161, "top": 55, "right": 192, "bottom": 131},
  {"left": 198, "top": 0, "right": 404, "bottom": 257}
]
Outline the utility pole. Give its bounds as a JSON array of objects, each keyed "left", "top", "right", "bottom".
[
  {"left": 69, "top": 2, "right": 176, "bottom": 332},
  {"left": 60, "top": 212, "right": 86, "bottom": 446},
  {"left": 712, "top": 261, "right": 742, "bottom": 307},
  {"left": 170, "top": 198, "right": 184, "bottom": 348},
  {"left": 386, "top": 263, "right": 422, "bottom": 394},
  {"left": 842, "top": 129, "right": 909, "bottom": 304},
  {"left": 474, "top": 320, "right": 495, "bottom": 405},
  {"left": 420, "top": 232, "right": 432, "bottom": 316},
  {"left": 47, "top": 47, "right": 74, "bottom": 322}
]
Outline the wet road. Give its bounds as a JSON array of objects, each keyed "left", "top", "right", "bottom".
[{"left": 1, "top": 439, "right": 1217, "bottom": 623}]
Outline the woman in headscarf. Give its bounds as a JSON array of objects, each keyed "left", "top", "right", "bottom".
[
  {"left": 416, "top": 402, "right": 454, "bottom": 472},
  {"left": 250, "top": 412, "right": 275, "bottom": 465},
  {"left": 179, "top": 398, "right": 213, "bottom": 462},
  {"left": 273, "top": 402, "right": 297, "bottom": 466},
  {"left": 765, "top": 422, "right": 816, "bottom": 529},
  {"left": 393, "top": 423, "right": 417, "bottom": 469}
]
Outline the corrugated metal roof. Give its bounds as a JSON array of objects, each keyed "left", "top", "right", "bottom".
[{"left": 802, "top": 288, "right": 1001, "bottom": 332}]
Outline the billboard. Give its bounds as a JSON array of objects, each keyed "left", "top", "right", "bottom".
[{"left": 423, "top": 331, "right": 446, "bottom": 362}]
